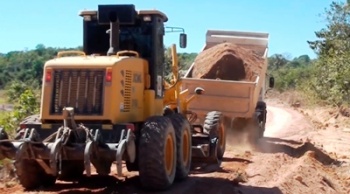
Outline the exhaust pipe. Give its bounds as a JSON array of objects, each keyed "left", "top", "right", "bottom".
[{"left": 107, "top": 13, "right": 120, "bottom": 56}]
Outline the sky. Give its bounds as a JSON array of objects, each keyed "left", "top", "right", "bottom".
[{"left": 0, "top": 0, "right": 339, "bottom": 59}]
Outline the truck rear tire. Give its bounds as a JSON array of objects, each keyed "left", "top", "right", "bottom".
[
  {"left": 138, "top": 116, "right": 177, "bottom": 190},
  {"left": 168, "top": 113, "right": 192, "bottom": 181},
  {"left": 203, "top": 111, "right": 226, "bottom": 160},
  {"left": 256, "top": 101, "right": 267, "bottom": 138},
  {"left": 14, "top": 159, "right": 56, "bottom": 190}
]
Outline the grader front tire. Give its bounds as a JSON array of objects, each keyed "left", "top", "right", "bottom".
[
  {"left": 168, "top": 113, "right": 192, "bottom": 181},
  {"left": 138, "top": 116, "right": 177, "bottom": 190}
]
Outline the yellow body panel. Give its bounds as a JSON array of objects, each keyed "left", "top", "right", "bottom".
[
  {"left": 40, "top": 45, "right": 195, "bottom": 125},
  {"left": 163, "top": 44, "right": 196, "bottom": 115},
  {"left": 40, "top": 55, "right": 159, "bottom": 124},
  {"left": 154, "top": 99, "right": 165, "bottom": 115},
  {"left": 143, "top": 90, "right": 155, "bottom": 119}
]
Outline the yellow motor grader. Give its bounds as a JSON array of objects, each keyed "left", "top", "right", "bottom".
[{"left": 0, "top": 4, "right": 226, "bottom": 191}]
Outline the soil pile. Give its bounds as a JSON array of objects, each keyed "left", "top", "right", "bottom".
[{"left": 192, "top": 42, "right": 265, "bottom": 81}]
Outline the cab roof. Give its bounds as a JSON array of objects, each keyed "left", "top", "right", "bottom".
[{"left": 79, "top": 9, "right": 168, "bottom": 22}]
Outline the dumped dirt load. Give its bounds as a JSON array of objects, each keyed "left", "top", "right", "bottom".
[{"left": 191, "top": 42, "right": 265, "bottom": 81}]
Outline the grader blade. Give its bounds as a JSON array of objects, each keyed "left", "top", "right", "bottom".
[{"left": 0, "top": 107, "right": 137, "bottom": 179}]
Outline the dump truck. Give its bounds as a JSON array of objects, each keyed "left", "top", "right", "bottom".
[
  {"left": 0, "top": 4, "right": 227, "bottom": 191},
  {"left": 182, "top": 30, "right": 274, "bottom": 143}
]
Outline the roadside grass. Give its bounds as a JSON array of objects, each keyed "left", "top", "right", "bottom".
[
  {"left": 0, "top": 90, "right": 6, "bottom": 104},
  {"left": 0, "top": 91, "right": 14, "bottom": 181},
  {"left": 0, "top": 103, "right": 15, "bottom": 182},
  {"left": 0, "top": 111, "right": 6, "bottom": 119},
  {"left": 0, "top": 89, "right": 41, "bottom": 104},
  {"left": 0, "top": 88, "right": 42, "bottom": 185}
]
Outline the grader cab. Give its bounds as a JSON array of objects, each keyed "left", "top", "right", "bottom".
[{"left": 0, "top": 4, "right": 226, "bottom": 191}]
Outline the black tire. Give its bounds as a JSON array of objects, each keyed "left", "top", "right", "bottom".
[
  {"left": 57, "top": 160, "right": 85, "bottom": 181},
  {"left": 126, "top": 160, "right": 138, "bottom": 172},
  {"left": 0, "top": 128, "right": 8, "bottom": 140},
  {"left": 203, "top": 111, "right": 226, "bottom": 160},
  {"left": 256, "top": 101, "right": 267, "bottom": 110},
  {"left": 258, "top": 116, "right": 265, "bottom": 138},
  {"left": 138, "top": 116, "right": 177, "bottom": 190},
  {"left": 14, "top": 159, "right": 56, "bottom": 190},
  {"left": 163, "top": 106, "right": 176, "bottom": 116},
  {"left": 256, "top": 101, "right": 267, "bottom": 138},
  {"left": 167, "top": 113, "right": 192, "bottom": 181}
]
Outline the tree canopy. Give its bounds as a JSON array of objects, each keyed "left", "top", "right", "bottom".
[
  {"left": 306, "top": 1, "right": 350, "bottom": 105},
  {"left": 0, "top": 45, "right": 197, "bottom": 90}
]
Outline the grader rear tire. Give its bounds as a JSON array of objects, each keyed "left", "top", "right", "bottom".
[
  {"left": 204, "top": 111, "right": 226, "bottom": 160},
  {"left": 168, "top": 113, "right": 192, "bottom": 181},
  {"left": 138, "top": 116, "right": 177, "bottom": 190},
  {"left": 14, "top": 159, "right": 56, "bottom": 190}
]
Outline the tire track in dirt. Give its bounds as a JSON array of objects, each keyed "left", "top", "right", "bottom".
[
  {"left": 1, "top": 99, "right": 350, "bottom": 193},
  {"left": 237, "top": 100, "right": 349, "bottom": 194}
]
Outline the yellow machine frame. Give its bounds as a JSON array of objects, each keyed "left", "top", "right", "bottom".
[{"left": 163, "top": 44, "right": 201, "bottom": 119}]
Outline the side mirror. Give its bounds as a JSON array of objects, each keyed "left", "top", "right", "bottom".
[
  {"left": 180, "top": 33, "right": 187, "bottom": 48},
  {"left": 195, "top": 87, "right": 205, "bottom": 95},
  {"left": 269, "top": 76, "right": 275, "bottom": 88}
]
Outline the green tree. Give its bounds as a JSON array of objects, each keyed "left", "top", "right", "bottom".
[
  {"left": 163, "top": 46, "right": 197, "bottom": 81},
  {"left": 308, "top": 1, "right": 350, "bottom": 56},
  {"left": 268, "top": 54, "right": 289, "bottom": 70},
  {"left": 268, "top": 53, "right": 312, "bottom": 92},
  {"left": 0, "top": 86, "right": 40, "bottom": 137},
  {"left": 307, "top": 1, "right": 350, "bottom": 105},
  {"left": 0, "top": 44, "right": 82, "bottom": 89}
]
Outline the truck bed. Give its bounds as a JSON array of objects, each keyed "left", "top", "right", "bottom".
[{"left": 182, "top": 29, "right": 269, "bottom": 119}]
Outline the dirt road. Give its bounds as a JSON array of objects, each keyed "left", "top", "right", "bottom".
[{"left": 1, "top": 99, "right": 350, "bottom": 194}]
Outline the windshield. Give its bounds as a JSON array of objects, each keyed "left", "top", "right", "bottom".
[
  {"left": 119, "top": 24, "right": 152, "bottom": 58},
  {"left": 83, "top": 20, "right": 152, "bottom": 57}
]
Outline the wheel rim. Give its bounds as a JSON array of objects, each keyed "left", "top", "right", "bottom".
[
  {"left": 182, "top": 128, "right": 190, "bottom": 166},
  {"left": 219, "top": 123, "right": 225, "bottom": 149},
  {"left": 164, "top": 133, "right": 174, "bottom": 176}
]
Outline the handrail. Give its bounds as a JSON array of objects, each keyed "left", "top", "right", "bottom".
[
  {"left": 57, "top": 51, "right": 86, "bottom": 58},
  {"left": 116, "top": 50, "right": 140, "bottom": 58}
]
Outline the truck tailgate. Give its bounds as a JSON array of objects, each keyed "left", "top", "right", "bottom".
[
  {"left": 181, "top": 76, "right": 261, "bottom": 119},
  {"left": 181, "top": 29, "right": 269, "bottom": 119}
]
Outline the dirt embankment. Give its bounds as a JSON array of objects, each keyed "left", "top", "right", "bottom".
[{"left": 1, "top": 95, "right": 350, "bottom": 193}]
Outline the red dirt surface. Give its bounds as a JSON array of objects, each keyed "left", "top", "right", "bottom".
[
  {"left": 1, "top": 97, "right": 350, "bottom": 193},
  {"left": 191, "top": 42, "right": 265, "bottom": 81}
]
